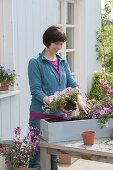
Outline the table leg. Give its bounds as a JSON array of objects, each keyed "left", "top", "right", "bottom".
[{"left": 40, "top": 147, "right": 51, "bottom": 170}]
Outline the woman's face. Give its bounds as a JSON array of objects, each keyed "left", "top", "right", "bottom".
[{"left": 48, "top": 42, "right": 64, "bottom": 53}]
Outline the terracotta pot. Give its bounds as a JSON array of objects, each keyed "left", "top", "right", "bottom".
[
  {"left": 0, "top": 81, "right": 9, "bottom": 91},
  {"left": 14, "top": 167, "right": 28, "bottom": 170},
  {"left": 81, "top": 131, "right": 95, "bottom": 145}
]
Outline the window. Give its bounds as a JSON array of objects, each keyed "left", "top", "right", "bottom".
[{"left": 57, "top": 0, "right": 77, "bottom": 78}]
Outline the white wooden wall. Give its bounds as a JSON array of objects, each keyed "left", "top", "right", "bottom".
[
  {"left": 0, "top": 0, "right": 58, "bottom": 139},
  {"left": 76, "top": 0, "right": 101, "bottom": 94},
  {"left": 0, "top": 0, "right": 101, "bottom": 139}
]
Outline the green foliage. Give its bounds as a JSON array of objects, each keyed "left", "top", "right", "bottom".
[
  {"left": 96, "top": 2, "right": 113, "bottom": 72},
  {"left": 96, "top": 24, "right": 113, "bottom": 72},
  {"left": 101, "top": 2, "right": 112, "bottom": 26},
  {"left": 89, "top": 71, "right": 102, "bottom": 100},
  {"left": 104, "top": 72, "right": 113, "bottom": 86},
  {"left": 89, "top": 71, "right": 113, "bottom": 100}
]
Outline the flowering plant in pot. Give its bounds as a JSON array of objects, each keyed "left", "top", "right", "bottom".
[
  {"left": 78, "top": 78, "right": 113, "bottom": 128},
  {"left": 0, "top": 126, "right": 41, "bottom": 169},
  {"left": 0, "top": 65, "right": 16, "bottom": 91},
  {"left": 43, "top": 87, "right": 79, "bottom": 114}
]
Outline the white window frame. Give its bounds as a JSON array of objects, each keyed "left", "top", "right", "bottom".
[
  {"left": 57, "top": 0, "right": 89, "bottom": 94},
  {"left": 57, "top": 0, "right": 77, "bottom": 77}
]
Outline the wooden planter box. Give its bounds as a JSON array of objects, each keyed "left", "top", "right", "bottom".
[{"left": 40, "top": 118, "right": 113, "bottom": 143}]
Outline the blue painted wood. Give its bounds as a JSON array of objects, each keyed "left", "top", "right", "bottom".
[{"left": 40, "top": 119, "right": 113, "bottom": 143}]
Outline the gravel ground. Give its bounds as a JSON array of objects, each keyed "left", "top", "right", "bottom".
[{"left": 58, "top": 159, "right": 113, "bottom": 170}]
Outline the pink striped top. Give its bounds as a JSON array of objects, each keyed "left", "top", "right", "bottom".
[{"left": 50, "top": 59, "right": 60, "bottom": 80}]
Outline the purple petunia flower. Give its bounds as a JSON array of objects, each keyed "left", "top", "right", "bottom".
[
  {"left": 92, "top": 114, "right": 97, "bottom": 119},
  {"left": 4, "top": 69, "right": 15, "bottom": 75},
  {"left": 103, "top": 107, "right": 112, "bottom": 113},
  {"left": 108, "top": 108, "right": 112, "bottom": 113},
  {"left": 103, "top": 107, "right": 109, "bottom": 111},
  {"left": 96, "top": 109, "right": 105, "bottom": 115},
  {"left": 54, "top": 91, "right": 59, "bottom": 97}
]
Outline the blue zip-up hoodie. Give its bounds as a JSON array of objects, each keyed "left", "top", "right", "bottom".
[{"left": 28, "top": 50, "right": 78, "bottom": 116}]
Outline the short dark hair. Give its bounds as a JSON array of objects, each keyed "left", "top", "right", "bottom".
[{"left": 42, "top": 25, "right": 67, "bottom": 47}]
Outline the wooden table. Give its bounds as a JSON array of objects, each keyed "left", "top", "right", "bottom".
[{"left": 39, "top": 138, "right": 113, "bottom": 170}]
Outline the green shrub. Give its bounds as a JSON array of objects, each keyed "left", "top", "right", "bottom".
[
  {"left": 96, "top": 2, "right": 113, "bottom": 72},
  {"left": 89, "top": 71, "right": 113, "bottom": 100}
]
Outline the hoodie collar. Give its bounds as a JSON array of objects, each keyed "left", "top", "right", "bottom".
[{"left": 40, "top": 49, "right": 65, "bottom": 62}]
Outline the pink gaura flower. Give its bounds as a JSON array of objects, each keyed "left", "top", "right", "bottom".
[
  {"left": 15, "top": 143, "right": 20, "bottom": 148},
  {"left": 14, "top": 127, "right": 21, "bottom": 135},
  {"left": 30, "top": 131, "right": 34, "bottom": 136},
  {"left": 31, "top": 143, "right": 37, "bottom": 150},
  {"left": 29, "top": 126, "right": 33, "bottom": 131},
  {"left": 11, "top": 149, "right": 15, "bottom": 153}
]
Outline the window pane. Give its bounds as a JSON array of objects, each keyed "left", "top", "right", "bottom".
[
  {"left": 66, "top": 52, "right": 75, "bottom": 72},
  {"left": 66, "top": 2, "right": 74, "bottom": 24},
  {"left": 58, "top": 0, "right": 61, "bottom": 24},
  {"left": 66, "top": 27, "right": 74, "bottom": 49}
]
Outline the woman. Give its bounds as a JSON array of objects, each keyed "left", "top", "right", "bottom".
[{"left": 28, "top": 25, "right": 89, "bottom": 169}]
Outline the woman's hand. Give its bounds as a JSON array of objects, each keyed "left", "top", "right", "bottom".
[
  {"left": 77, "top": 94, "right": 90, "bottom": 113},
  {"left": 43, "top": 95, "right": 55, "bottom": 106},
  {"left": 43, "top": 96, "right": 72, "bottom": 115},
  {"left": 60, "top": 107, "right": 72, "bottom": 115},
  {"left": 77, "top": 100, "right": 90, "bottom": 113},
  {"left": 43, "top": 96, "right": 50, "bottom": 105}
]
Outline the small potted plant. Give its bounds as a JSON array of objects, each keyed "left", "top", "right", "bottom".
[
  {"left": 0, "top": 65, "right": 16, "bottom": 92},
  {"left": 43, "top": 87, "right": 79, "bottom": 114},
  {"left": 0, "top": 126, "right": 41, "bottom": 170}
]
